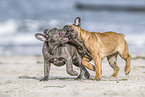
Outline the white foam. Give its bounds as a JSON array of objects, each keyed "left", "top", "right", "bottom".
[
  {"left": 0, "top": 19, "right": 18, "bottom": 35},
  {"left": 126, "top": 34, "right": 145, "bottom": 46},
  {"left": 49, "top": 19, "right": 59, "bottom": 27},
  {"left": 23, "top": 19, "right": 40, "bottom": 32},
  {"left": 0, "top": 33, "right": 38, "bottom": 46}
]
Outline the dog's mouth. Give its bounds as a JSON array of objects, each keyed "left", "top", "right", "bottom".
[{"left": 63, "top": 25, "right": 74, "bottom": 39}]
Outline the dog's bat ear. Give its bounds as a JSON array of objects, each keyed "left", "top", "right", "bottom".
[
  {"left": 35, "top": 33, "right": 46, "bottom": 41},
  {"left": 73, "top": 17, "right": 81, "bottom": 27},
  {"left": 44, "top": 29, "right": 49, "bottom": 34}
]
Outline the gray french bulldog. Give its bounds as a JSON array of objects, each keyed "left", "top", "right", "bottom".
[{"left": 35, "top": 27, "right": 90, "bottom": 81}]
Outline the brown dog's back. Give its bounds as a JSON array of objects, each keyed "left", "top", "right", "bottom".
[
  {"left": 85, "top": 31, "right": 127, "bottom": 58},
  {"left": 62, "top": 17, "right": 131, "bottom": 79}
]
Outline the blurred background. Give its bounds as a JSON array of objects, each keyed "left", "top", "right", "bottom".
[{"left": 0, "top": 0, "right": 145, "bottom": 55}]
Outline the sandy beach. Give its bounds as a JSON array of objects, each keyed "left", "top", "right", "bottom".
[{"left": 0, "top": 54, "right": 145, "bottom": 97}]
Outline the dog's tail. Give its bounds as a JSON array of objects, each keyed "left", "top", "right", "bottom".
[{"left": 119, "top": 33, "right": 125, "bottom": 37}]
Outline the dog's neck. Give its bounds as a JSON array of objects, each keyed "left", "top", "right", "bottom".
[{"left": 78, "top": 28, "right": 91, "bottom": 42}]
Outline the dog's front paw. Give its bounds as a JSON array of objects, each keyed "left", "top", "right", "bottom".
[
  {"left": 68, "top": 71, "right": 78, "bottom": 76},
  {"left": 92, "top": 76, "right": 101, "bottom": 81},
  {"left": 75, "top": 76, "right": 82, "bottom": 80},
  {"left": 40, "top": 76, "right": 49, "bottom": 81},
  {"left": 72, "top": 71, "right": 78, "bottom": 76}
]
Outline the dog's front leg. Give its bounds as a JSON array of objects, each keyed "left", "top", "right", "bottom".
[
  {"left": 92, "top": 55, "right": 101, "bottom": 80},
  {"left": 82, "top": 57, "right": 95, "bottom": 71},
  {"left": 40, "top": 44, "right": 51, "bottom": 81},
  {"left": 40, "top": 59, "right": 51, "bottom": 81}
]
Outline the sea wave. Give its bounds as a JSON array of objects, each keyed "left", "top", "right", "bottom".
[
  {"left": 0, "top": 18, "right": 145, "bottom": 47},
  {"left": 0, "top": 19, "right": 18, "bottom": 35},
  {"left": 0, "top": 0, "right": 145, "bottom": 55}
]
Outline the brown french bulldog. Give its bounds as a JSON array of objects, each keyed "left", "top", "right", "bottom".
[{"left": 58, "top": 17, "right": 131, "bottom": 80}]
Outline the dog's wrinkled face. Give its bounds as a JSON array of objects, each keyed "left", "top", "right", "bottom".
[
  {"left": 35, "top": 28, "right": 65, "bottom": 46},
  {"left": 62, "top": 17, "right": 81, "bottom": 40},
  {"left": 63, "top": 25, "right": 77, "bottom": 39},
  {"left": 48, "top": 29, "right": 61, "bottom": 44}
]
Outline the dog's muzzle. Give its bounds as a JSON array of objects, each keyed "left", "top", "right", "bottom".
[{"left": 63, "top": 25, "right": 72, "bottom": 32}]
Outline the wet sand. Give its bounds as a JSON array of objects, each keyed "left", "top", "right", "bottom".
[{"left": 0, "top": 54, "right": 145, "bottom": 97}]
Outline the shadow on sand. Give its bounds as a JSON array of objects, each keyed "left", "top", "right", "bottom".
[
  {"left": 19, "top": 75, "right": 128, "bottom": 82},
  {"left": 19, "top": 76, "right": 82, "bottom": 81}
]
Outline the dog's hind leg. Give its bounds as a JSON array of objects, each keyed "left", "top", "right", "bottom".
[
  {"left": 118, "top": 42, "right": 131, "bottom": 75},
  {"left": 125, "top": 54, "right": 131, "bottom": 75},
  {"left": 107, "top": 53, "right": 120, "bottom": 78},
  {"left": 119, "top": 52, "right": 131, "bottom": 75}
]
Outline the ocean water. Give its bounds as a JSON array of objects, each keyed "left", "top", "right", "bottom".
[{"left": 0, "top": 0, "right": 145, "bottom": 55}]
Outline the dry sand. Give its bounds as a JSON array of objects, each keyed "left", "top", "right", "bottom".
[{"left": 0, "top": 54, "right": 145, "bottom": 97}]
